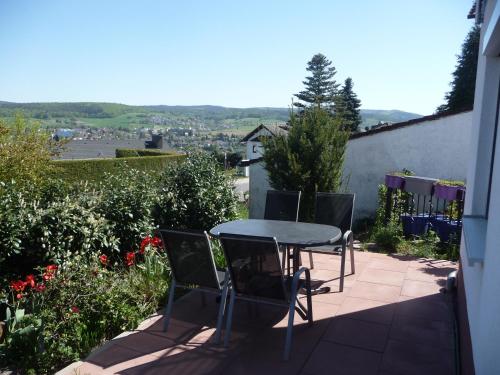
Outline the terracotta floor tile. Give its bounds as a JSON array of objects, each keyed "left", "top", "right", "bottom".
[
  {"left": 389, "top": 314, "right": 453, "bottom": 349},
  {"left": 405, "top": 266, "right": 449, "bottom": 284},
  {"left": 322, "top": 317, "right": 390, "bottom": 352},
  {"left": 381, "top": 339, "right": 454, "bottom": 375},
  {"left": 336, "top": 297, "right": 396, "bottom": 325},
  {"left": 401, "top": 279, "right": 443, "bottom": 298},
  {"left": 299, "top": 286, "right": 350, "bottom": 305},
  {"left": 396, "top": 295, "right": 452, "bottom": 323},
  {"left": 350, "top": 281, "right": 401, "bottom": 303},
  {"left": 86, "top": 343, "right": 146, "bottom": 369},
  {"left": 75, "top": 362, "right": 113, "bottom": 375},
  {"left": 358, "top": 268, "right": 406, "bottom": 286},
  {"left": 368, "top": 259, "right": 410, "bottom": 273},
  {"left": 303, "top": 341, "right": 382, "bottom": 375}
]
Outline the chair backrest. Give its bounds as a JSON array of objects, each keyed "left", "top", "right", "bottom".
[
  {"left": 159, "top": 229, "right": 221, "bottom": 290},
  {"left": 264, "top": 190, "right": 301, "bottom": 222},
  {"left": 314, "top": 192, "right": 355, "bottom": 234},
  {"left": 218, "top": 233, "right": 287, "bottom": 302}
]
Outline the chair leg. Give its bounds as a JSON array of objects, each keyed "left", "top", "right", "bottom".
[
  {"left": 281, "top": 246, "right": 287, "bottom": 273},
  {"left": 163, "top": 279, "right": 176, "bottom": 332},
  {"left": 350, "top": 240, "right": 355, "bottom": 275},
  {"left": 215, "top": 273, "right": 229, "bottom": 344},
  {"left": 224, "top": 288, "right": 236, "bottom": 347},
  {"left": 339, "top": 246, "right": 346, "bottom": 293},
  {"left": 308, "top": 252, "right": 314, "bottom": 270},
  {"left": 283, "top": 294, "right": 297, "bottom": 361}
]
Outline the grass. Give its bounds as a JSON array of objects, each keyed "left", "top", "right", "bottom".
[{"left": 236, "top": 202, "right": 249, "bottom": 219}]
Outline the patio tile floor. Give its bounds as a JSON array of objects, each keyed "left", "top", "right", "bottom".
[{"left": 65, "top": 250, "right": 457, "bottom": 375}]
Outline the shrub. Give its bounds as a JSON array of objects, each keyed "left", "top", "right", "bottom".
[
  {"left": 115, "top": 148, "right": 175, "bottom": 158},
  {"left": 0, "top": 241, "right": 169, "bottom": 374},
  {"left": 96, "top": 169, "right": 159, "bottom": 254},
  {"left": 154, "top": 152, "right": 238, "bottom": 230},
  {"left": 372, "top": 222, "right": 402, "bottom": 252},
  {"left": 52, "top": 154, "right": 185, "bottom": 183},
  {"left": 0, "top": 180, "right": 118, "bottom": 280},
  {"left": 0, "top": 113, "right": 64, "bottom": 186},
  {"left": 263, "top": 107, "right": 349, "bottom": 221}
]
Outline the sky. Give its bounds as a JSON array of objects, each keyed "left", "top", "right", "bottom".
[{"left": 0, "top": 0, "right": 474, "bottom": 115}]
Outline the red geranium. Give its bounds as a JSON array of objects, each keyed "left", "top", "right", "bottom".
[
  {"left": 34, "top": 283, "right": 46, "bottom": 292},
  {"left": 151, "top": 236, "right": 162, "bottom": 248},
  {"left": 16, "top": 293, "right": 23, "bottom": 300},
  {"left": 71, "top": 306, "right": 80, "bottom": 313},
  {"left": 25, "top": 274, "right": 36, "bottom": 288},
  {"left": 139, "top": 236, "right": 151, "bottom": 254},
  {"left": 10, "top": 280, "right": 27, "bottom": 292},
  {"left": 99, "top": 254, "right": 108, "bottom": 266},
  {"left": 43, "top": 264, "right": 58, "bottom": 281},
  {"left": 125, "top": 251, "right": 135, "bottom": 266}
]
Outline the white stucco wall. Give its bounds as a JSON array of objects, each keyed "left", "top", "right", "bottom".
[
  {"left": 459, "top": 1, "right": 500, "bottom": 373},
  {"left": 343, "top": 111, "right": 472, "bottom": 219},
  {"left": 248, "top": 111, "right": 472, "bottom": 221}
]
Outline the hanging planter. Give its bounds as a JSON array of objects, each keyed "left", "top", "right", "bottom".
[
  {"left": 404, "top": 176, "right": 439, "bottom": 196},
  {"left": 434, "top": 181, "right": 465, "bottom": 201},
  {"left": 385, "top": 174, "right": 405, "bottom": 189}
]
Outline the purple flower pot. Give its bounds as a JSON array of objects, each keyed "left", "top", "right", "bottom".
[
  {"left": 434, "top": 184, "right": 462, "bottom": 201},
  {"left": 385, "top": 174, "right": 405, "bottom": 189}
]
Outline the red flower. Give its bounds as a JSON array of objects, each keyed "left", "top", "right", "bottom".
[
  {"left": 43, "top": 264, "right": 58, "bottom": 281},
  {"left": 139, "top": 236, "right": 152, "bottom": 254},
  {"left": 10, "top": 280, "right": 27, "bottom": 292},
  {"left": 151, "top": 236, "right": 163, "bottom": 248},
  {"left": 99, "top": 254, "right": 108, "bottom": 266},
  {"left": 16, "top": 293, "right": 24, "bottom": 300},
  {"left": 71, "top": 306, "right": 80, "bottom": 313},
  {"left": 25, "top": 274, "right": 36, "bottom": 288},
  {"left": 125, "top": 252, "right": 135, "bottom": 266},
  {"left": 34, "top": 283, "right": 46, "bottom": 292},
  {"left": 46, "top": 264, "right": 58, "bottom": 273}
]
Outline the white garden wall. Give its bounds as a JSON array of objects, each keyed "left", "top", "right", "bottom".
[
  {"left": 247, "top": 111, "right": 472, "bottom": 221},
  {"left": 343, "top": 110, "right": 472, "bottom": 219}
]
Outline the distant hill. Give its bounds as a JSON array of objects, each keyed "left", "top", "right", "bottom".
[{"left": 0, "top": 101, "right": 421, "bottom": 131}]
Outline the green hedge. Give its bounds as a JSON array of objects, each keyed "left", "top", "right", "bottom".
[
  {"left": 52, "top": 154, "right": 186, "bottom": 183},
  {"left": 115, "top": 148, "right": 175, "bottom": 158}
]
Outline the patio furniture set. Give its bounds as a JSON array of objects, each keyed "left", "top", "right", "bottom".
[{"left": 158, "top": 191, "right": 355, "bottom": 361}]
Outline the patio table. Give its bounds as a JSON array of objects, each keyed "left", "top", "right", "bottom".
[
  {"left": 210, "top": 219, "right": 342, "bottom": 294},
  {"left": 210, "top": 219, "right": 342, "bottom": 247}
]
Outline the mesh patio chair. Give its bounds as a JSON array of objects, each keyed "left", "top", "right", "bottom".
[
  {"left": 264, "top": 190, "right": 301, "bottom": 274},
  {"left": 301, "top": 192, "right": 355, "bottom": 292},
  {"left": 158, "top": 229, "right": 230, "bottom": 343},
  {"left": 264, "top": 190, "right": 301, "bottom": 222},
  {"left": 218, "top": 233, "right": 313, "bottom": 361}
]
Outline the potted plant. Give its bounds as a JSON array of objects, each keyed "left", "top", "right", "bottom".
[
  {"left": 404, "top": 176, "right": 439, "bottom": 196},
  {"left": 385, "top": 173, "right": 405, "bottom": 189},
  {"left": 434, "top": 179, "right": 466, "bottom": 201},
  {"left": 385, "top": 169, "right": 414, "bottom": 189}
]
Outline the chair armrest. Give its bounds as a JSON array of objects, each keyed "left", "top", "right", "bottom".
[{"left": 342, "top": 230, "right": 353, "bottom": 250}]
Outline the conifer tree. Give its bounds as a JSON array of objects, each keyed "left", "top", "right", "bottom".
[
  {"left": 294, "top": 54, "right": 339, "bottom": 111},
  {"left": 263, "top": 107, "right": 349, "bottom": 220},
  {"left": 335, "top": 77, "right": 362, "bottom": 132},
  {"left": 437, "top": 25, "right": 480, "bottom": 113}
]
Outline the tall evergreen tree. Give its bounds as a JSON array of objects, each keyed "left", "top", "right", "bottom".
[
  {"left": 437, "top": 25, "right": 480, "bottom": 114},
  {"left": 294, "top": 53, "right": 339, "bottom": 110},
  {"left": 263, "top": 107, "right": 349, "bottom": 220},
  {"left": 335, "top": 77, "right": 362, "bottom": 132}
]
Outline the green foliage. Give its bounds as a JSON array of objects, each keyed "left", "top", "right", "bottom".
[
  {"left": 0, "top": 180, "right": 118, "bottom": 281},
  {"left": 372, "top": 223, "right": 402, "bottom": 252},
  {"left": 437, "top": 25, "right": 480, "bottom": 114},
  {"left": 154, "top": 152, "right": 238, "bottom": 230},
  {"left": 263, "top": 107, "right": 349, "bottom": 220},
  {"left": 0, "top": 250, "right": 170, "bottom": 374},
  {"left": 0, "top": 113, "right": 63, "bottom": 186},
  {"left": 438, "top": 179, "right": 465, "bottom": 187},
  {"left": 335, "top": 78, "right": 362, "bottom": 132},
  {"left": 52, "top": 154, "right": 185, "bottom": 183},
  {"left": 96, "top": 169, "right": 158, "bottom": 254},
  {"left": 115, "top": 148, "right": 175, "bottom": 158},
  {"left": 294, "top": 53, "right": 339, "bottom": 110}
]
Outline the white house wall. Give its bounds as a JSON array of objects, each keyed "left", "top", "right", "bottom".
[{"left": 343, "top": 111, "right": 472, "bottom": 220}]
